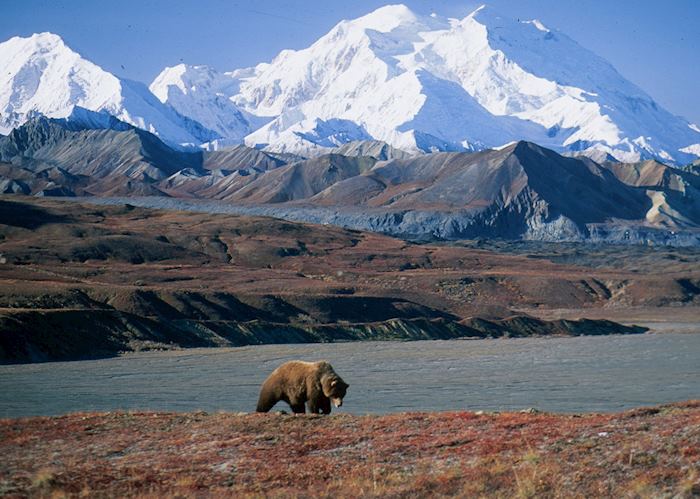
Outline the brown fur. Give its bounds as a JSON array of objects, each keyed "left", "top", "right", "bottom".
[{"left": 256, "top": 360, "right": 349, "bottom": 414}]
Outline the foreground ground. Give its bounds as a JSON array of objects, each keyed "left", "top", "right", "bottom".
[{"left": 1, "top": 402, "right": 698, "bottom": 497}]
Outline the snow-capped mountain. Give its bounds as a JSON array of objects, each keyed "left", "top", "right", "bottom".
[
  {"left": 230, "top": 5, "right": 554, "bottom": 154},
  {"left": 152, "top": 4, "right": 700, "bottom": 162},
  {"left": 0, "top": 32, "right": 217, "bottom": 147},
  {"left": 236, "top": 5, "right": 700, "bottom": 161},
  {"left": 2, "top": 5, "right": 700, "bottom": 163}
]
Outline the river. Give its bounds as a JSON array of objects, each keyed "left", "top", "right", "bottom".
[{"left": 1, "top": 333, "right": 698, "bottom": 418}]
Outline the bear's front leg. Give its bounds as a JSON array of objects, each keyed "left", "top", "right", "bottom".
[
  {"left": 319, "top": 397, "right": 331, "bottom": 415},
  {"left": 308, "top": 398, "right": 330, "bottom": 414},
  {"left": 289, "top": 400, "right": 306, "bottom": 414},
  {"left": 309, "top": 397, "right": 331, "bottom": 414}
]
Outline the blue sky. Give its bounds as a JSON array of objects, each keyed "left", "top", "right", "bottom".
[{"left": 3, "top": 0, "right": 699, "bottom": 123}]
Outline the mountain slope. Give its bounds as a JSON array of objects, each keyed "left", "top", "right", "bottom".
[
  {"left": 275, "top": 141, "right": 653, "bottom": 237},
  {"left": 603, "top": 159, "right": 700, "bottom": 227},
  {"left": 245, "top": 117, "right": 375, "bottom": 155},
  {"left": 225, "top": 154, "right": 377, "bottom": 203},
  {"left": 330, "top": 140, "right": 413, "bottom": 160},
  {"left": 202, "top": 144, "right": 292, "bottom": 173},
  {"left": 461, "top": 7, "right": 700, "bottom": 163},
  {"left": 230, "top": 5, "right": 551, "bottom": 155},
  {"left": 0, "top": 116, "right": 201, "bottom": 195},
  {"left": 168, "top": 141, "right": 699, "bottom": 242},
  {"left": 2, "top": 7, "right": 698, "bottom": 163},
  {"left": 149, "top": 64, "right": 252, "bottom": 142},
  {"left": 0, "top": 33, "right": 216, "bottom": 147}
]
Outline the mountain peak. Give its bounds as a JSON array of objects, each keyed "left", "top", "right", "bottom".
[
  {"left": 0, "top": 32, "right": 217, "bottom": 146},
  {"left": 467, "top": 4, "right": 487, "bottom": 17},
  {"left": 149, "top": 63, "right": 251, "bottom": 142},
  {"left": 216, "top": 4, "right": 700, "bottom": 162},
  {"left": 512, "top": 140, "right": 550, "bottom": 156},
  {"left": 3, "top": 5, "right": 699, "bottom": 164},
  {"left": 150, "top": 63, "right": 216, "bottom": 101},
  {"left": 1, "top": 32, "right": 71, "bottom": 60},
  {"left": 350, "top": 4, "right": 418, "bottom": 32},
  {"left": 24, "top": 31, "right": 66, "bottom": 48}
]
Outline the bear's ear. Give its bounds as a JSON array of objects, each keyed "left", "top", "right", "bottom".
[{"left": 331, "top": 380, "right": 337, "bottom": 387}]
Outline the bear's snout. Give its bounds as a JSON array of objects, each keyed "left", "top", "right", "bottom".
[{"left": 332, "top": 397, "right": 343, "bottom": 408}]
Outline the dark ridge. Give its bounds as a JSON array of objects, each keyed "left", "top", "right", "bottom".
[{"left": 0, "top": 199, "right": 71, "bottom": 229}]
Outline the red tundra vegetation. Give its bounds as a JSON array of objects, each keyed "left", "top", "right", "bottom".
[{"left": 1, "top": 401, "right": 698, "bottom": 498}]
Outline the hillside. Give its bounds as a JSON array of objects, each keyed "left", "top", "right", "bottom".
[
  {"left": 1, "top": 402, "right": 698, "bottom": 497},
  {"left": 0, "top": 117, "right": 201, "bottom": 196},
  {"left": 3, "top": 197, "right": 700, "bottom": 362}
]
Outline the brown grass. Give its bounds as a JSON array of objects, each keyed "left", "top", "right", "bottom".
[{"left": 1, "top": 402, "right": 699, "bottom": 498}]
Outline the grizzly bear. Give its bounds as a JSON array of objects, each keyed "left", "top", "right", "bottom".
[{"left": 256, "top": 360, "right": 349, "bottom": 414}]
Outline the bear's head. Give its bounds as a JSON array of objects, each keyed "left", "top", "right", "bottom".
[{"left": 322, "top": 376, "right": 349, "bottom": 408}]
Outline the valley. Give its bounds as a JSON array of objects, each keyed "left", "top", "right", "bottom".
[{"left": 1, "top": 197, "right": 697, "bottom": 363}]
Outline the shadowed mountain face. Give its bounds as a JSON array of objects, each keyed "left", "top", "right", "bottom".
[
  {"left": 226, "top": 154, "right": 378, "bottom": 203},
  {"left": 0, "top": 118, "right": 699, "bottom": 243},
  {"left": 0, "top": 117, "right": 202, "bottom": 196},
  {"left": 202, "top": 145, "right": 294, "bottom": 173},
  {"left": 312, "top": 142, "right": 648, "bottom": 218},
  {"left": 501, "top": 142, "right": 650, "bottom": 224}
]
